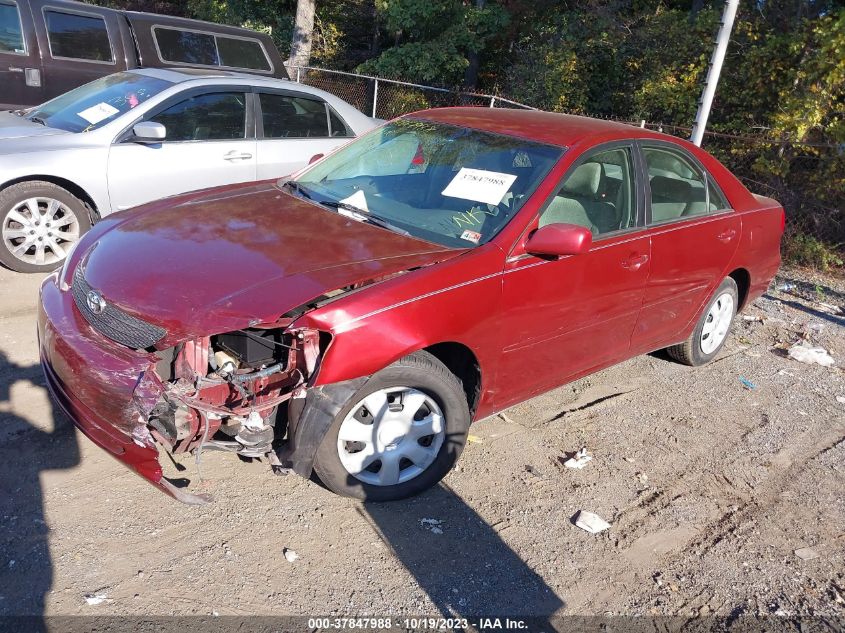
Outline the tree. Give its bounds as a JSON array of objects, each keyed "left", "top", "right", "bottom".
[{"left": 288, "top": 0, "right": 316, "bottom": 74}]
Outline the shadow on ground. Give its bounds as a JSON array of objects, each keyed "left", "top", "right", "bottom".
[
  {"left": 359, "top": 483, "right": 564, "bottom": 620},
  {"left": 0, "top": 350, "right": 79, "bottom": 622}
]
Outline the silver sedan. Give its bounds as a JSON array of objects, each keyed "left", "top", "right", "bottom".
[{"left": 0, "top": 68, "right": 377, "bottom": 272}]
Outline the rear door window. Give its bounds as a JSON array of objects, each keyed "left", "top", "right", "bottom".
[
  {"left": 45, "top": 10, "right": 113, "bottom": 62},
  {"left": 0, "top": 1, "right": 25, "bottom": 54},
  {"left": 150, "top": 92, "right": 247, "bottom": 142},
  {"left": 259, "top": 93, "right": 330, "bottom": 138},
  {"left": 643, "top": 146, "right": 724, "bottom": 223}
]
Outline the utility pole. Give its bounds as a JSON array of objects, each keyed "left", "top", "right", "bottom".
[{"left": 690, "top": 0, "right": 739, "bottom": 146}]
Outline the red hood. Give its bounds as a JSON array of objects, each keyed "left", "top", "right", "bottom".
[{"left": 80, "top": 182, "right": 459, "bottom": 343}]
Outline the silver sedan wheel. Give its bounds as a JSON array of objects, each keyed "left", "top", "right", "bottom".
[
  {"left": 700, "top": 292, "right": 734, "bottom": 355},
  {"left": 337, "top": 386, "right": 445, "bottom": 487},
  {"left": 2, "top": 197, "right": 81, "bottom": 266}
]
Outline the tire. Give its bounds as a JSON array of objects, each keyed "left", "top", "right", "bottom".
[
  {"left": 667, "top": 277, "right": 738, "bottom": 366},
  {"left": 0, "top": 181, "right": 92, "bottom": 273},
  {"left": 312, "top": 351, "right": 471, "bottom": 501}
]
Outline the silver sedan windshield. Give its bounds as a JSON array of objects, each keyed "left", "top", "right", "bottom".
[{"left": 26, "top": 72, "right": 172, "bottom": 133}]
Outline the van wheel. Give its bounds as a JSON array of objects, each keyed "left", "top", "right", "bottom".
[
  {"left": 0, "top": 181, "right": 91, "bottom": 273},
  {"left": 312, "top": 351, "right": 471, "bottom": 501},
  {"left": 667, "top": 277, "right": 738, "bottom": 366}
]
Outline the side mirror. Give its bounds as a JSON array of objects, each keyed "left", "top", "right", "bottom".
[
  {"left": 309, "top": 153, "right": 324, "bottom": 164},
  {"left": 525, "top": 223, "right": 592, "bottom": 257},
  {"left": 132, "top": 121, "right": 166, "bottom": 143}
]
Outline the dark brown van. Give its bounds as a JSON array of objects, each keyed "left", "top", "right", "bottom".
[{"left": 0, "top": 0, "right": 287, "bottom": 109}]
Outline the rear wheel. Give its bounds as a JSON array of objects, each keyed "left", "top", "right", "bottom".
[
  {"left": 312, "top": 351, "right": 470, "bottom": 501},
  {"left": 667, "top": 277, "right": 738, "bottom": 366},
  {"left": 0, "top": 181, "right": 91, "bottom": 273}
]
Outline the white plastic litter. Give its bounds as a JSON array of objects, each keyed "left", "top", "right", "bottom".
[
  {"left": 283, "top": 548, "right": 299, "bottom": 563},
  {"left": 794, "top": 547, "right": 819, "bottom": 561},
  {"left": 836, "top": 396, "right": 845, "bottom": 404},
  {"left": 787, "top": 344, "right": 835, "bottom": 367},
  {"left": 574, "top": 510, "right": 611, "bottom": 534},
  {"left": 420, "top": 518, "right": 444, "bottom": 534},
  {"left": 563, "top": 448, "right": 593, "bottom": 469},
  {"left": 84, "top": 593, "right": 107, "bottom": 606}
]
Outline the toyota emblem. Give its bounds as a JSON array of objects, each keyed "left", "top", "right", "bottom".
[{"left": 86, "top": 290, "right": 107, "bottom": 314}]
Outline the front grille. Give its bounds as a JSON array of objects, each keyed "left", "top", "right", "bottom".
[{"left": 72, "top": 267, "right": 166, "bottom": 349}]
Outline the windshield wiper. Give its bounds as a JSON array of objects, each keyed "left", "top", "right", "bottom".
[
  {"left": 281, "top": 180, "right": 313, "bottom": 200},
  {"left": 28, "top": 116, "right": 48, "bottom": 126},
  {"left": 319, "top": 200, "right": 410, "bottom": 236}
]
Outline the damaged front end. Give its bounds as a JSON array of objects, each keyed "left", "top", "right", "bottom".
[{"left": 133, "top": 325, "right": 326, "bottom": 498}]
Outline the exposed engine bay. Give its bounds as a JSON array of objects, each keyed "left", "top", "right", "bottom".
[{"left": 134, "top": 325, "right": 324, "bottom": 475}]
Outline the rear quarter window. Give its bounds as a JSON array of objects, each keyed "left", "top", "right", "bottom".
[{"left": 45, "top": 9, "right": 113, "bottom": 62}]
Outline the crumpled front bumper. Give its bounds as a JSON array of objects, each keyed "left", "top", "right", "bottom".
[{"left": 38, "top": 273, "right": 208, "bottom": 504}]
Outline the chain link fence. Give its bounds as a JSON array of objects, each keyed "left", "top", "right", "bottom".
[
  {"left": 288, "top": 66, "right": 842, "bottom": 271},
  {"left": 288, "top": 65, "right": 534, "bottom": 120}
]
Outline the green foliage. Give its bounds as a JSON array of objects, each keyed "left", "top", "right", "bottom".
[
  {"left": 358, "top": 0, "right": 509, "bottom": 86},
  {"left": 783, "top": 233, "right": 844, "bottom": 271}
]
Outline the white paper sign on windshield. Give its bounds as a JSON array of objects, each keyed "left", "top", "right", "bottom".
[
  {"left": 77, "top": 102, "right": 120, "bottom": 125},
  {"left": 339, "top": 189, "right": 370, "bottom": 213},
  {"left": 442, "top": 168, "right": 517, "bottom": 206}
]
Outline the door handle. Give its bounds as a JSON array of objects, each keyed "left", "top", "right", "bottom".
[
  {"left": 8, "top": 67, "right": 23, "bottom": 73},
  {"left": 223, "top": 151, "right": 253, "bottom": 161},
  {"left": 717, "top": 229, "right": 736, "bottom": 242},
  {"left": 621, "top": 253, "right": 649, "bottom": 271}
]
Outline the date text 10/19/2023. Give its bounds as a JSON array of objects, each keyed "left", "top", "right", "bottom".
[{"left": 305, "top": 618, "right": 530, "bottom": 630}]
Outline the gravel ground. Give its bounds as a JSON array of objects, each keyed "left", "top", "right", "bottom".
[{"left": 0, "top": 264, "right": 843, "bottom": 620}]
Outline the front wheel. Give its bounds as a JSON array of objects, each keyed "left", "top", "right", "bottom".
[
  {"left": 0, "top": 181, "right": 92, "bottom": 273},
  {"left": 312, "top": 351, "right": 471, "bottom": 501},
  {"left": 667, "top": 277, "right": 738, "bottom": 366}
]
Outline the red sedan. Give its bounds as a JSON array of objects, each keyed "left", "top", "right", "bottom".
[{"left": 38, "top": 108, "right": 784, "bottom": 503}]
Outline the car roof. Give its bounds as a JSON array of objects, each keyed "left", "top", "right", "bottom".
[
  {"left": 128, "top": 67, "right": 326, "bottom": 92},
  {"left": 408, "top": 107, "right": 649, "bottom": 148}
]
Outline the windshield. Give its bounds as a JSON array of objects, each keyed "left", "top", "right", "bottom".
[
  {"left": 26, "top": 72, "right": 172, "bottom": 133},
  {"left": 293, "top": 118, "right": 564, "bottom": 248}
]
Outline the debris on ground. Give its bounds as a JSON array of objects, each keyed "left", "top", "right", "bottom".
[
  {"left": 794, "top": 547, "right": 820, "bottom": 561},
  {"left": 815, "top": 302, "right": 843, "bottom": 316},
  {"left": 283, "top": 548, "right": 299, "bottom": 563},
  {"left": 837, "top": 396, "right": 845, "bottom": 404},
  {"left": 84, "top": 593, "right": 108, "bottom": 606},
  {"left": 563, "top": 447, "right": 593, "bottom": 469},
  {"left": 466, "top": 434, "right": 484, "bottom": 444},
  {"left": 573, "top": 511, "right": 611, "bottom": 534},
  {"left": 739, "top": 377, "right": 756, "bottom": 390},
  {"left": 787, "top": 344, "right": 835, "bottom": 367},
  {"left": 635, "top": 472, "right": 649, "bottom": 485},
  {"left": 778, "top": 283, "right": 795, "bottom": 292},
  {"left": 420, "top": 518, "right": 443, "bottom": 534}
]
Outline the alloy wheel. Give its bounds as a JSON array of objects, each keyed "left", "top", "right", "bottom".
[{"left": 2, "top": 197, "right": 81, "bottom": 266}]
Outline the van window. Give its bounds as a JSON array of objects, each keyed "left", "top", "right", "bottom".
[
  {"left": 217, "top": 36, "right": 270, "bottom": 71},
  {"left": 153, "top": 26, "right": 271, "bottom": 72},
  {"left": 0, "top": 1, "right": 25, "bottom": 54},
  {"left": 155, "top": 28, "right": 217, "bottom": 66},
  {"left": 45, "top": 10, "right": 113, "bottom": 62}
]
